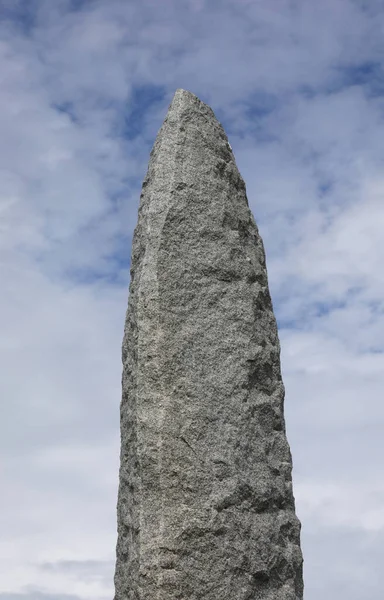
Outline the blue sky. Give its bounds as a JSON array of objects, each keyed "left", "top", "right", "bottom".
[{"left": 0, "top": 1, "right": 383, "bottom": 599}]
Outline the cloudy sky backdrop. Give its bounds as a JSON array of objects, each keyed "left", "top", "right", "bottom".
[{"left": 1, "top": 0, "right": 383, "bottom": 598}]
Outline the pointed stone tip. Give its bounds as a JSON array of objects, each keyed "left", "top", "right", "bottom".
[
  {"left": 173, "top": 88, "right": 199, "bottom": 100},
  {"left": 170, "top": 88, "right": 203, "bottom": 108},
  {"left": 167, "top": 88, "right": 215, "bottom": 122}
]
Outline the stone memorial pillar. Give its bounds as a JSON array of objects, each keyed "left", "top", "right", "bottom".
[{"left": 114, "top": 89, "right": 303, "bottom": 600}]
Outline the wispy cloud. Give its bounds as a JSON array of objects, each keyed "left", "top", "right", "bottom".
[{"left": 1, "top": 1, "right": 383, "bottom": 599}]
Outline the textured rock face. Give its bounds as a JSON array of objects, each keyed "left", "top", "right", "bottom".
[{"left": 114, "top": 89, "right": 303, "bottom": 600}]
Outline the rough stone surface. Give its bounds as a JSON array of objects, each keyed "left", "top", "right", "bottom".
[{"left": 114, "top": 89, "right": 303, "bottom": 600}]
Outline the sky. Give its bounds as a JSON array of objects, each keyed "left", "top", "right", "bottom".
[{"left": 0, "top": 0, "right": 383, "bottom": 598}]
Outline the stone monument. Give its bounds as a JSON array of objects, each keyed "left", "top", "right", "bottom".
[{"left": 114, "top": 89, "right": 303, "bottom": 600}]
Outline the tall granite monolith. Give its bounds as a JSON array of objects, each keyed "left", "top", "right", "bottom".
[{"left": 114, "top": 89, "right": 303, "bottom": 600}]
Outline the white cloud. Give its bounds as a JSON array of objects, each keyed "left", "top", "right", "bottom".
[
  {"left": 1, "top": 1, "right": 383, "bottom": 599},
  {"left": 296, "top": 478, "right": 384, "bottom": 533}
]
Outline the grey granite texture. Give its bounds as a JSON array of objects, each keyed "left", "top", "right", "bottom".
[{"left": 114, "top": 88, "right": 303, "bottom": 600}]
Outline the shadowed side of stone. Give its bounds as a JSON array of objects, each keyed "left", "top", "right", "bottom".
[{"left": 114, "top": 89, "right": 304, "bottom": 600}]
